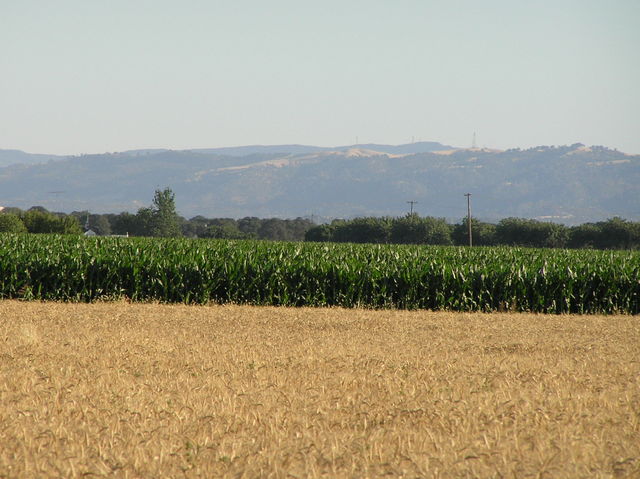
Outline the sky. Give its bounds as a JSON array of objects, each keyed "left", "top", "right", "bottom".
[{"left": 2, "top": 0, "right": 639, "bottom": 155}]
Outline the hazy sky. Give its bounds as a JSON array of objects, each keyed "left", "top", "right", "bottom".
[{"left": 2, "top": 0, "right": 639, "bottom": 155}]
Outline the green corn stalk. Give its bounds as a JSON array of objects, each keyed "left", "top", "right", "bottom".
[{"left": 0, "top": 233, "right": 638, "bottom": 313}]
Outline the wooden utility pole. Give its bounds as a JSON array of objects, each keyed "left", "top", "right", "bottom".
[
  {"left": 407, "top": 200, "right": 418, "bottom": 215},
  {"left": 464, "top": 193, "right": 472, "bottom": 246}
]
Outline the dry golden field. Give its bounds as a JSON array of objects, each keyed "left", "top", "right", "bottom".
[{"left": 0, "top": 301, "right": 638, "bottom": 478}]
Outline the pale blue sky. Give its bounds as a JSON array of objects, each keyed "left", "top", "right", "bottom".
[{"left": 2, "top": 0, "right": 639, "bottom": 154}]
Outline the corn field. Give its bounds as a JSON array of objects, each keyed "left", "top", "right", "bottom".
[{"left": 0, "top": 234, "right": 638, "bottom": 313}]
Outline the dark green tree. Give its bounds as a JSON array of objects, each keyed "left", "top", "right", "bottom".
[
  {"left": 452, "top": 218, "right": 496, "bottom": 246},
  {"left": 258, "top": 218, "right": 291, "bottom": 241},
  {"left": 332, "top": 217, "right": 391, "bottom": 244},
  {"left": 111, "top": 212, "right": 139, "bottom": 236},
  {"left": 390, "top": 215, "right": 452, "bottom": 245},
  {"left": 495, "top": 218, "right": 568, "bottom": 248},
  {"left": 283, "top": 218, "right": 315, "bottom": 241},
  {"left": 21, "top": 210, "right": 81, "bottom": 234},
  {"left": 90, "top": 215, "right": 112, "bottom": 236},
  {"left": 597, "top": 217, "right": 640, "bottom": 249},
  {"left": 129, "top": 188, "right": 181, "bottom": 237},
  {"left": 182, "top": 215, "right": 209, "bottom": 238},
  {"left": 568, "top": 223, "right": 600, "bottom": 248},
  {"left": 238, "top": 217, "right": 262, "bottom": 238},
  {"left": 203, "top": 223, "right": 246, "bottom": 239},
  {"left": 0, "top": 213, "right": 27, "bottom": 233},
  {"left": 149, "top": 188, "right": 182, "bottom": 237},
  {"left": 305, "top": 224, "right": 334, "bottom": 242},
  {"left": 134, "top": 207, "right": 155, "bottom": 236}
]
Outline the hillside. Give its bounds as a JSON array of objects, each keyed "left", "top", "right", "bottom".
[
  {"left": 0, "top": 143, "right": 638, "bottom": 224},
  {"left": 0, "top": 149, "right": 62, "bottom": 168}
]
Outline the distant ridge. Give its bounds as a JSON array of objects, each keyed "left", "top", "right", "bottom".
[
  {"left": 0, "top": 141, "right": 452, "bottom": 166},
  {"left": 0, "top": 142, "right": 637, "bottom": 224},
  {"left": 186, "top": 141, "right": 451, "bottom": 157},
  {"left": 0, "top": 149, "right": 63, "bottom": 168}
]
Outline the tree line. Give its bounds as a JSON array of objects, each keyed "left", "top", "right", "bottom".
[
  {"left": 305, "top": 215, "right": 640, "bottom": 250},
  {"left": 0, "top": 188, "right": 314, "bottom": 242},
  {"left": 1, "top": 188, "right": 639, "bottom": 249}
]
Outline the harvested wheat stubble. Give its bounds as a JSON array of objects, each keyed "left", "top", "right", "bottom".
[{"left": 0, "top": 301, "right": 638, "bottom": 478}]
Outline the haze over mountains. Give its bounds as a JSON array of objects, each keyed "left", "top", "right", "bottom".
[{"left": 0, "top": 142, "right": 638, "bottom": 225}]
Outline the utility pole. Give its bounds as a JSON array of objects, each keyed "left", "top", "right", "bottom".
[
  {"left": 407, "top": 200, "right": 418, "bottom": 215},
  {"left": 464, "top": 193, "right": 472, "bottom": 246}
]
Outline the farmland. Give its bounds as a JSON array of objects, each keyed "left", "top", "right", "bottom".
[
  {"left": 0, "top": 234, "right": 639, "bottom": 313},
  {"left": 1, "top": 301, "right": 638, "bottom": 478}
]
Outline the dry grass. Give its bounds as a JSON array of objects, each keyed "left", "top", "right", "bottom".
[{"left": 0, "top": 301, "right": 638, "bottom": 478}]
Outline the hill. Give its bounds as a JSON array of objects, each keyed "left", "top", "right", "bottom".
[
  {"left": 0, "top": 149, "right": 62, "bottom": 168},
  {"left": 0, "top": 142, "right": 637, "bottom": 224}
]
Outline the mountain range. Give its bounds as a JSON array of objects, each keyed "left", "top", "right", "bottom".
[{"left": 0, "top": 142, "right": 638, "bottom": 224}]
